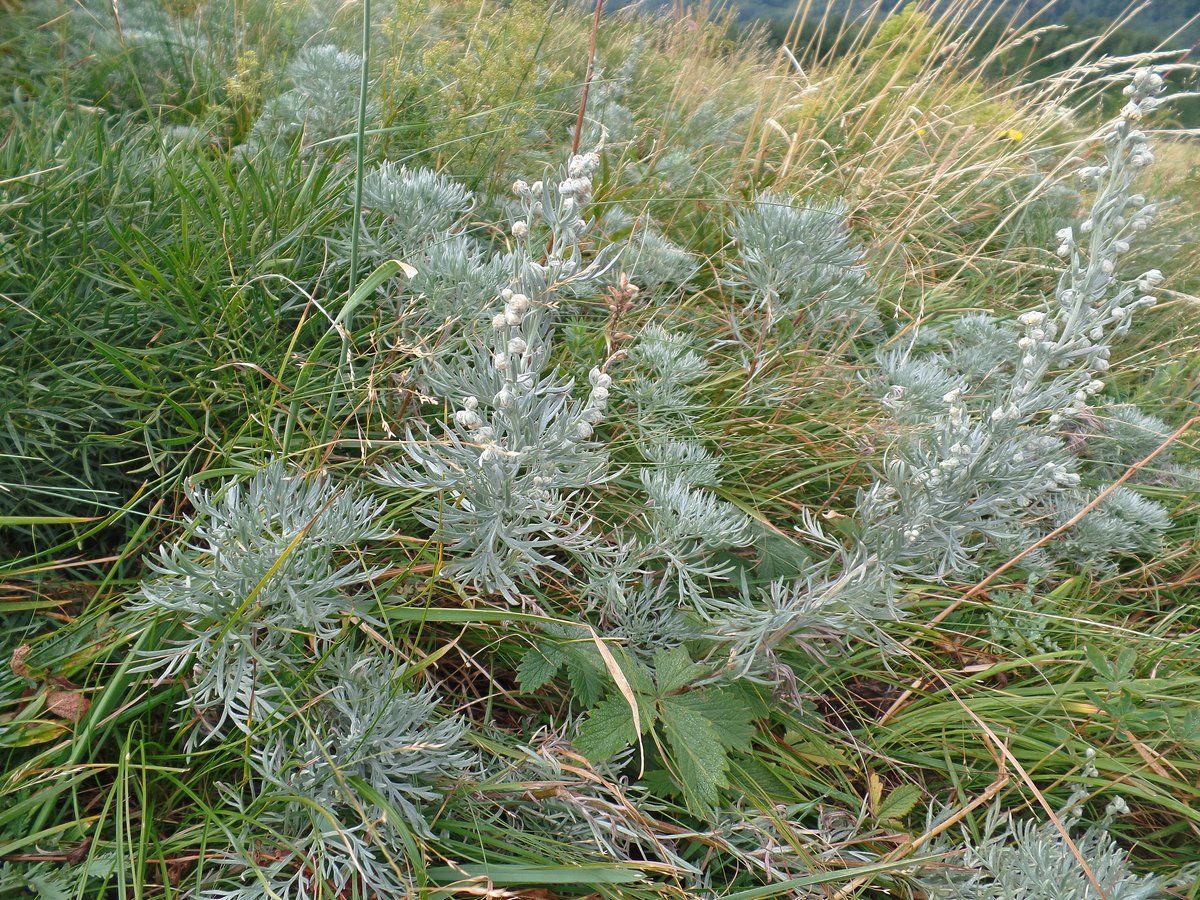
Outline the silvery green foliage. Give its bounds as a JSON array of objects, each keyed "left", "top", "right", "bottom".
[
  {"left": 858, "top": 69, "right": 1174, "bottom": 580},
  {"left": 375, "top": 151, "right": 616, "bottom": 601},
  {"left": 626, "top": 325, "right": 710, "bottom": 429},
  {"left": 197, "top": 789, "right": 412, "bottom": 900},
  {"left": 583, "top": 341, "right": 753, "bottom": 620},
  {"left": 262, "top": 650, "right": 472, "bottom": 834},
  {"left": 1072, "top": 405, "right": 1197, "bottom": 489},
  {"left": 350, "top": 165, "right": 508, "bottom": 368},
  {"left": 729, "top": 194, "right": 881, "bottom": 341},
  {"left": 583, "top": 37, "right": 645, "bottom": 146},
  {"left": 132, "top": 463, "right": 387, "bottom": 746},
  {"left": 1049, "top": 486, "right": 1171, "bottom": 573},
  {"left": 355, "top": 162, "right": 475, "bottom": 262},
  {"left": 700, "top": 508, "right": 896, "bottom": 680},
  {"left": 197, "top": 651, "right": 469, "bottom": 898},
  {"left": 599, "top": 574, "right": 698, "bottom": 659},
  {"left": 400, "top": 236, "right": 509, "bottom": 350},
  {"left": 923, "top": 804, "right": 1161, "bottom": 900},
  {"left": 635, "top": 468, "right": 753, "bottom": 611},
  {"left": 626, "top": 227, "right": 698, "bottom": 294},
  {"left": 644, "top": 439, "right": 724, "bottom": 487},
  {"left": 986, "top": 583, "right": 1062, "bottom": 655},
  {"left": 245, "top": 45, "right": 370, "bottom": 154}
]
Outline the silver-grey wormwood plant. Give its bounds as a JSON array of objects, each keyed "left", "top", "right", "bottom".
[
  {"left": 133, "top": 463, "right": 388, "bottom": 746},
  {"left": 374, "top": 149, "right": 617, "bottom": 602},
  {"left": 858, "top": 67, "right": 1177, "bottom": 581}
]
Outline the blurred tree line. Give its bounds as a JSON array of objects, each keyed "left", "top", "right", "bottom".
[{"left": 743, "top": 1, "right": 1199, "bottom": 126}]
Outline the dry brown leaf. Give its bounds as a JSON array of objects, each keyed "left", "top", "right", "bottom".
[
  {"left": 10, "top": 644, "right": 32, "bottom": 679},
  {"left": 46, "top": 690, "right": 90, "bottom": 722}
]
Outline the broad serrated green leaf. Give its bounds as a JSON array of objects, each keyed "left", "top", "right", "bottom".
[
  {"left": 673, "top": 688, "right": 756, "bottom": 752},
  {"left": 26, "top": 873, "right": 71, "bottom": 900},
  {"left": 516, "top": 643, "right": 563, "bottom": 692},
  {"left": 565, "top": 649, "right": 607, "bottom": 707},
  {"left": 575, "top": 695, "right": 638, "bottom": 762},
  {"left": 659, "top": 699, "right": 729, "bottom": 812},
  {"left": 876, "top": 783, "right": 922, "bottom": 823},
  {"left": 653, "top": 645, "right": 706, "bottom": 695}
]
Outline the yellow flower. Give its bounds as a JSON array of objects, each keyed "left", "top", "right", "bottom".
[{"left": 998, "top": 128, "right": 1025, "bottom": 142}]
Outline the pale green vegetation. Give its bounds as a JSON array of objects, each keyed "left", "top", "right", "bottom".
[{"left": 1, "top": 0, "right": 1199, "bottom": 897}]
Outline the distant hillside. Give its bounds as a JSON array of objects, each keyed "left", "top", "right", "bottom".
[{"left": 733, "top": 0, "right": 1199, "bottom": 47}]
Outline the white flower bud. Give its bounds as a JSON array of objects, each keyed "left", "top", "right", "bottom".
[
  {"left": 455, "top": 409, "right": 482, "bottom": 430},
  {"left": 493, "top": 352, "right": 510, "bottom": 370},
  {"left": 507, "top": 293, "right": 530, "bottom": 314},
  {"left": 1018, "top": 337, "right": 1034, "bottom": 351},
  {"left": 512, "top": 179, "right": 529, "bottom": 195},
  {"left": 508, "top": 336, "right": 527, "bottom": 355},
  {"left": 590, "top": 386, "right": 610, "bottom": 402},
  {"left": 1138, "top": 269, "right": 1163, "bottom": 290},
  {"left": 1019, "top": 310, "right": 1046, "bottom": 327},
  {"left": 511, "top": 220, "right": 529, "bottom": 239},
  {"left": 572, "top": 421, "right": 593, "bottom": 441},
  {"left": 589, "top": 368, "right": 612, "bottom": 389},
  {"left": 501, "top": 288, "right": 514, "bottom": 301},
  {"left": 504, "top": 309, "right": 523, "bottom": 326},
  {"left": 492, "top": 313, "right": 508, "bottom": 329},
  {"left": 494, "top": 388, "right": 514, "bottom": 409}
]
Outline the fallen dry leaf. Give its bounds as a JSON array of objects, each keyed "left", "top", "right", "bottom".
[
  {"left": 10, "top": 644, "right": 32, "bottom": 679},
  {"left": 46, "top": 690, "right": 90, "bottom": 722}
]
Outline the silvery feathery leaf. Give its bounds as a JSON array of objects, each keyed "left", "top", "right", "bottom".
[
  {"left": 626, "top": 325, "right": 710, "bottom": 429},
  {"left": 636, "top": 468, "right": 753, "bottom": 613},
  {"left": 258, "top": 648, "right": 473, "bottom": 835},
  {"left": 728, "top": 193, "right": 880, "bottom": 341},
  {"left": 350, "top": 161, "right": 476, "bottom": 263},
  {"left": 922, "top": 802, "right": 1160, "bottom": 900},
  {"left": 242, "top": 45, "right": 372, "bottom": 155},
  {"left": 705, "top": 512, "right": 896, "bottom": 678},
  {"left": 196, "top": 796, "right": 413, "bottom": 900},
  {"left": 624, "top": 228, "right": 698, "bottom": 293},
  {"left": 131, "top": 462, "right": 388, "bottom": 746},
  {"left": 642, "top": 439, "right": 724, "bottom": 488}
]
